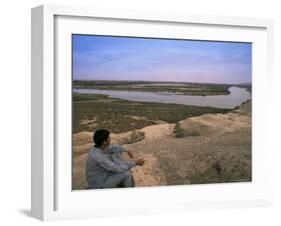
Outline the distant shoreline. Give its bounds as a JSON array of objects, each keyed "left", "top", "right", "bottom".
[
  {"left": 73, "top": 79, "right": 252, "bottom": 86},
  {"left": 73, "top": 80, "right": 237, "bottom": 96}
]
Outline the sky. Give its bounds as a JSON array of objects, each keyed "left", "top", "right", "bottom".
[{"left": 72, "top": 35, "right": 252, "bottom": 84}]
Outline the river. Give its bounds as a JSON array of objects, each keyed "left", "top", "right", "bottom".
[{"left": 73, "top": 86, "right": 251, "bottom": 109}]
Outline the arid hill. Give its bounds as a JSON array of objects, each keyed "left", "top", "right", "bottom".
[{"left": 72, "top": 101, "right": 251, "bottom": 190}]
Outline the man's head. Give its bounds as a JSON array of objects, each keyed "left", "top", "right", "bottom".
[{"left": 93, "top": 129, "right": 111, "bottom": 148}]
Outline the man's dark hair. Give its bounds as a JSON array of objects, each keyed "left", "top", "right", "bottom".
[{"left": 93, "top": 129, "right": 110, "bottom": 147}]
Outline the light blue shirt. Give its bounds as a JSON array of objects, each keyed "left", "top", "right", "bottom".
[{"left": 86, "top": 145, "right": 135, "bottom": 189}]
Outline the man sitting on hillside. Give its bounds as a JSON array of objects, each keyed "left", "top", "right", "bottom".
[{"left": 86, "top": 129, "right": 145, "bottom": 189}]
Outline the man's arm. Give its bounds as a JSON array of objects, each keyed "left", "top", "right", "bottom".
[
  {"left": 97, "top": 154, "right": 136, "bottom": 173},
  {"left": 110, "top": 152, "right": 136, "bottom": 171},
  {"left": 107, "top": 144, "right": 126, "bottom": 153},
  {"left": 107, "top": 144, "right": 134, "bottom": 159}
]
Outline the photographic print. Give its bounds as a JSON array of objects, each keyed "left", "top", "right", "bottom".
[{"left": 72, "top": 35, "right": 252, "bottom": 190}]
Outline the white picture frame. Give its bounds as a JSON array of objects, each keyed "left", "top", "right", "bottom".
[{"left": 31, "top": 4, "right": 274, "bottom": 221}]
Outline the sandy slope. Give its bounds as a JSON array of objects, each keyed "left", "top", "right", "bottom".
[{"left": 72, "top": 101, "right": 251, "bottom": 190}]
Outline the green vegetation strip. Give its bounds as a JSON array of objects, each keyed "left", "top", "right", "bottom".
[{"left": 73, "top": 93, "right": 231, "bottom": 134}]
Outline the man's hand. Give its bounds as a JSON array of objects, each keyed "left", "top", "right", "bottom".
[
  {"left": 135, "top": 158, "right": 145, "bottom": 166},
  {"left": 127, "top": 150, "right": 134, "bottom": 159}
]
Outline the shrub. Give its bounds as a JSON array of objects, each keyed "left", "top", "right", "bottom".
[{"left": 173, "top": 122, "right": 185, "bottom": 138}]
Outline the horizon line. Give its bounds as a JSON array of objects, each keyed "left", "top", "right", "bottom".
[{"left": 73, "top": 79, "right": 252, "bottom": 85}]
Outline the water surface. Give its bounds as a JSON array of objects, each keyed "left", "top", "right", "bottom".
[{"left": 73, "top": 86, "right": 251, "bottom": 109}]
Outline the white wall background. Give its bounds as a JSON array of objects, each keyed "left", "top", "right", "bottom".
[{"left": 0, "top": 0, "right": 280, "bottom": 225}]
